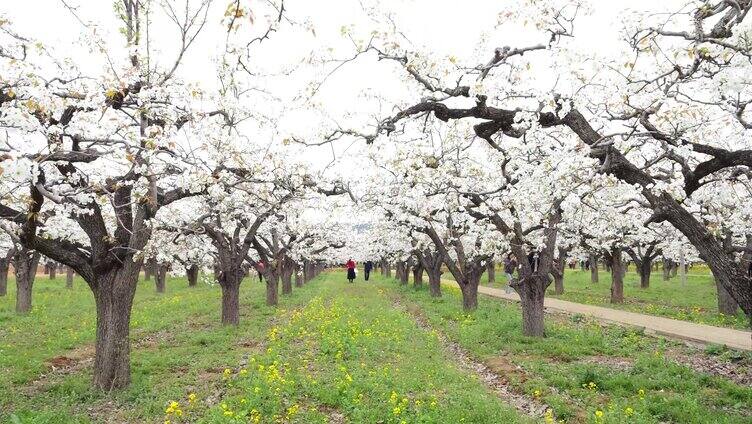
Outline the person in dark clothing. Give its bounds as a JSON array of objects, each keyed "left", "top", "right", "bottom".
[
  {"left": 364, "top": 260, "right": 373, "bottom": 281},
  {"left": 346, "top": 258, "right": 356, "bottom": 283}
]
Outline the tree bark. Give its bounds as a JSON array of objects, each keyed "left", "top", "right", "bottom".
[
  {"left": 517, "top": 275, "right": 547, "bottom": 337},
  {"left": 552, "top": 247, "right": 567, "bottom": 295},
  {"left": 412, "top": 262, "right": 424, "bottom": 287},
  {"left": 266, "top": 271, "right": 279, "bottom": 306},
  {"left": 460, "top": 279, "right": 479, "bottom": 310},
  {"left": 221, "top": 283, "right": 240, "bottom": 325},
  {"left": 281, "top": 264, "right": 293, "bottom": 295},
  {"left": 715, "top": 278, "right": 739, "bottom": 316},
  {"left": 589, "top": 253, "right": 599, "bottom": 283},
  {"left": 49, "top": 263, "right": 56, "bottom": 280},
  {"left": 553, "top": 269, "right": 564, "bottom": 295},
  {"left": 186, "top": 265, "right": 199, "bottom": 287},
  {"left": 303, "top": 260, "right": 311, "bottom": 283},
  {"left": 91, "top": 265, "right": 140, "bottom": 391},
  {"left": 154, "top": 263, "right": 168, "bottom": 293},
  {"left": 66, "top": 266, "right": 74, "bottom": 288},
  {"left": 144, "top": 259, "right": 154, "bottom": 281},
  {"left": 487, "top": 260, "right": 496, "bottom": 285},
  {"left": 638, "top": 259, "right": 652, "bottom": 289},
  {"left": 384, "top": 261, "right": 392, "bottom": 278},
  {"left": 13, "top": 248, "right": 40, "bottom": 314},
  {"left": 294, "top": 264, "right": 303, "bottom": 287},
  {"left": 610, "top": 248, "right": 625, "bottom": 304},
  {"left": 426, "top": 268, "right": 442, "bottom": 297},
  {"left": 662, "top": 259, "right": 674, "bottom": 281},
  {"left": 0, "top": 258, "right": 9, "bottom": 296},
  {"left": 398, "top": 261, "right": 409, "bottom": 285}
]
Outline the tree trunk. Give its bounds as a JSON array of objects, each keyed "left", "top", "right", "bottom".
[
  {"left": 14, "top": 248, "right": 40, "bottom": 314},
  {"left": 517, "top": 276, "right": 547, "bottom": 337},
  {"left": 427, "top": 268, "right": 442, "bottom": 297},
  {"left": 553, "top": 248, "right": 567, "bottom": 295},
  {"left": 295, "top": 264, "right": 303, "bottom": 287},
  {"left": 221, "top": 283, "right": 240, "bottom": 325},
  {"left": 0, "top": 258, "right": 9, "bottom": 296},
  {"left": 303, "top": 261, "right": 311, "bottom": 283},
  {"left": 487, "top": 260, "right": 496, "bottom": 285},
  {"left": 589, "top": 253, "right": 599, "bottom": 283},
  {"left": 186, "top": 265, "right": 199, "bottom": 287},
  {"left": 266, "top": 272, "right": 279, "bottom": 306},
  {"left": 66, "top": 266, "right": 74, "bottom": 289},
  {"left": 154, "top": 264, "right": 168, "bottom": 293},
  {"left": 398, "top": 262, "right": 408, "bottom": 285},
  {"left": 281, "top": 266, "right": 293, "bottom": 295},
  {"left": 458, "top": 273, "right": 481, "bottom": 310},
  {"left": 144, "top": 260, "right": 153, "bottom": 281},
  {"left": 715, "top": 278, "right": 739, "bottom": 316},
  {"left": 91, "top": 266, "right": 140, "bottom": 391},
  {"left": 385, "top": 262, "right": 392, "bottom": 278},
  {"left": 638, "top": 259, "right": 652, "bottom": 289},
  {"left": 412, "top": 263, "right": 424, "bottom": 287},
  {"left": 49, "top": 263, "right": 56, "bottom": 280},
  {"left": 610, "top": 248, "right": 625, "bottom": 304},
  {"left": 662, "top": 259, "right": 674, "bottom": 281},
  {"left": 553, "top": 271, "right": 564, "bottom": 295}
]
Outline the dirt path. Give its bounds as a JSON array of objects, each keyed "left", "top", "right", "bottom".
[{"left": 441, "top": 280, "right": 751, "bottom": 351}]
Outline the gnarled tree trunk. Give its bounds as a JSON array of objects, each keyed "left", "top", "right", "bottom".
[
  {"left": 186, "top": 265, "right": 199, "bottom": 287},
  {"left": 91, "top": 265, "right": 140, "bottom": 391},
  {"left": 459, "top": 277, "right": 479, "bottom": 310},
  {"left": 662, "top": 259, "right": 674, "bottom": 281},
  {"left": 144, "top": 258, "right": 155, "bottom": 281},
  {"left": 66, "top": 266, "right": 74, "bottom": 288},
  {"left": 609, "top": 248, "right": 625, "bottom": 304},
  {"left": 589, "top": 253, "right": 599, "bottom": 283},
  {"left": 487, "top": 260, "right": 496, "bottom": 285},
  {"left": 13, "top": 248, "right": 40, "bottom": 314},
  {"left": 154, "top": 263, "right": 168, "bottom": 293},
  {"left": 715, "top": 278, "right": 739, "bottom": 316},
  {"left": 0, "top": 257, "right": 9, "bottom": 296},
  {"left": 266, "top": 270, "right": 279, "bottom": 306},
  {"left": 294, "top": 263, "right": 303, "bottom": 287},
  {"left": 515, "top": 274, "right": 548, "bottom": 337},
  {"left": 638, "top": 259, "right": 652, "bottom": 289},
  {"left": 281, "top": 261, "right": 293, "bottom": 295},
  {"left": 412, "top": 262, "right": 424, "bottom": 287},
  {"left": 397, "top": 261, "right": 408, "bottom": 285},
  {"left": 216, "top": 267, "right": 244, "bottom": 326}
]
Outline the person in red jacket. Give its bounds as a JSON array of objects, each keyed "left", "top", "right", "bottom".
[{"left": 346, "top": 258, "right": 356, "bottom": 283}]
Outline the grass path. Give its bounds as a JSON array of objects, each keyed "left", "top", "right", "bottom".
[
  {"left": 384, "top": 277, "right": 752, "bottom": 423},
  {"left": 0, "top": 273, "right": 525, "bottom": 423}
]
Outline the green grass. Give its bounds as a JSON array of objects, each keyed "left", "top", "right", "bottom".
[
  {"left": 443, "top": 266, "right": 749, "bottom": 329},
  {"left": 0, "top": 273, "right": 524, "bottom": 423},
  {"left": 382, "top": 277, "right": 752, "bottom": 423}
]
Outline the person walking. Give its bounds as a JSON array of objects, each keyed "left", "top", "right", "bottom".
[
  {"left": 256, "top": 261, "right": 265, "bottom": 282},
  {"left": 346, "top": 258, "right": 356, "bottom": 283},
  {"left": 364, "top": 260, "right": 373, "bottom": 281},
  {"left": 503, "top": 253, "right": 517, "bottom": 294}
]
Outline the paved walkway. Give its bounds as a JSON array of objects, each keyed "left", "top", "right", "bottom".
[{"left": 441, "top": 280, "right": 752, "bottom": 351}]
